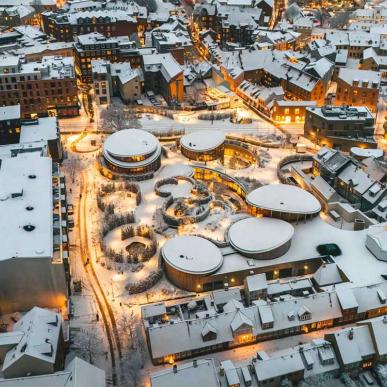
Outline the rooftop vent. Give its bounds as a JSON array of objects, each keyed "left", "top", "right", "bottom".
[
  {"left": 23, "top": 224, "right": 35, "bottom": 232},
  {"left": 26, "top": 206, "right": 34, "bottom": 211},
  {"left": 28, "top": 174, "right": 37, "bottom": 179}
]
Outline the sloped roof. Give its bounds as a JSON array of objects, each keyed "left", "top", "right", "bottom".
[{"left": 230, "top": 310, "right": 253, "bottom": 332}]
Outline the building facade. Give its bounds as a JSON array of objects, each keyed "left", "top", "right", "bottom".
[
  {"left": 0, "top": 55, "right": 79, "bottom": 118},
  {"left": 304, "top": 105, "right": 376, "bottom": 151}
]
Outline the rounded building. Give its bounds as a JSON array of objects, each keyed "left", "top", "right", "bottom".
[
  {"left": 162, "top": 235, "right": 223, "bottom": 291},
  {"left": 366, "top": 223, "right": 387, "bottom": 262},
  {"left": 180, "top": 130, "right": 225, "bottom": 161},
  {"left": 246, "top": 184, "right": 321, "bottom": 221},
  {"left": 103, "top": 129, "right": 161, "bottom": 176},
  {"left": 228, "top": 217, "right": 294, "bottom": 259}
]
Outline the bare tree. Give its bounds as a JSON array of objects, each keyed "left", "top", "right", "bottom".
[
  {"left": 74, "top": 329, "right": 103, "bottom": 365},
  {"left": 124, "top": 350, "right": 143, "bottom": 387},
  {"left": 119, "top": 311, "right": 146, "bottom": 387},
  {"left": 117, "top": 310, "right": 137, "bottom": 350},
  {"left": 99, "top": 104, "right": 142, "bottom": 132}
]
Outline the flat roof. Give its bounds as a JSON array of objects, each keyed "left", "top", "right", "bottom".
[
  {"left": 151, "top": 359, "right": 220, "bottom": 387},
  {"left": 20, "top": 117, "right": 57, "bottom": 143},
  {"left": 228, "top": 217, "right": 294, "bottom": 255},
  {"left": 246, "top": 184, "right": 321, "bottom": 215},
  {"left": 104, "top": 129, "right": 159, "bottom": 158},
  {"left": 180, "top": 130, "right": 225, "bottom": 152},
  {"left": 0, "top": 156, "right": 53, "bottom": 260},
  {"left": 350, "top": 147, "right": 383, "bottom": 158},
  {"left": 162, "top": 235, "right": 223, "bottom": 275},
  {"left": 0, "top": 105, "right": 20, "bottom": 121}
]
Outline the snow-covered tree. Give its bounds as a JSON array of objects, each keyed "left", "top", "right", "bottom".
[{"left": 100, "top": 105, "right": 142, "bottom": 132}]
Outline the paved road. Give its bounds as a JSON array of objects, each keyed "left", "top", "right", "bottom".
[{"left": 78, "top": 171, "right": 123, "bottom": 385}]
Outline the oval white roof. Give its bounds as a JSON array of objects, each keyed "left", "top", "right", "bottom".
[
  {"left": 104, "top": 129, "right": 159, "bottom": 158},
  {"left": 180, "top": 130, "right": 225, "bottom": 152},
  {"left": 246, "top": 184, "right": 321, "bottom": 215},
  {"left": 228, "top": 217, "right": 294, "bottom": 255},
  {"left": 162, "top": 235, "right": 223, "bottom": 275},
  {"left": 350, "top": 147, "right": 383, "bottom": 159}
]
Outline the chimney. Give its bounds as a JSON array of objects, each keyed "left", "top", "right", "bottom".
[
  {"left": 193, "top": 360, "right": 198, "bottom": 368},
  {"left": 348, "top": 328, "right": 354, "bottom": 340},
  {"left": 173, "top": 364, "right": 178, "bottom": 373}
]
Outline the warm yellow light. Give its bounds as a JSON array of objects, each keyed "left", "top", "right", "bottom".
[
  {"left": 304, "top": 265, "right": 308, "bottom": 270},
  {"left": 231, "top": 278, "right": 235, "bottom": 283},
  {"left": 274, "top": 270, "right": 278, "bottom": 275}
]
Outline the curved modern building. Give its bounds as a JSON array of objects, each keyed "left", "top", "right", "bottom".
[
  {"left": 103, "top": 129, "right": 161, "bottom": 176},
  {"left": 162, "top": 235, "right": 223, "bottom": 291},
  {"left": 228, "top": 217, "right": 294, "bottom": 259},
  {"left": 366, "top": 223, "right": 387, "bottom": 262},
  {"left": 180, "top": 130, "right": 225, "bottom": 161},
  {"left": 246, "top": 184, "right": 321, "bottom": 221}
]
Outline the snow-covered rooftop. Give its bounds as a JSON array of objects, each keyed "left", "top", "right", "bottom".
[
  {"left": 180, "top": 130, "right": 225, "bottom": 152},
  {"left": 104, "top": 129, "right": 159, "bottom": 158},
  {"left": 0, "top": 357, "right": 105, "bottom": 387},
  {"left": 0, "top": 155, "right": 53, "bottom": 261},
  {"left": 162, "top": 235, "right": 223, "bottom": 275},
  {"left": 20, "top": 117, "right": 58, "bottom": 144},
  {"left": 228, "top": 217, "right": 294, "bottom": 255},
  {"left": 2, "top": 307, "right": 61, "bottom": 373},
  {"left": 151, "top": 359, "right": 220, "bottom": 387},
  {"left": 246, "top": 184, "right": 321, "bottom": 215},
  {"left": 350, "top": 147, "right": 384, "bottom": 159},
  {"left": 0, "top": 105, "right": 20, "bottom": 121}
]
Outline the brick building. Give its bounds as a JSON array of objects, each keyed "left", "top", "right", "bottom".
[
  {"left": 0, "top": 55, "right": 79, "bottom": 118},
  {"left": 336, "top": 68, "right": 381, "bottom": 112}
]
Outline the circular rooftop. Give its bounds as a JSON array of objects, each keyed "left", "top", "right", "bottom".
[
  {"left": 247, "top": 184, "right": 321, "bottom": 216},
  {"left": 162, "top": 235, "right": 223, "bottom": 275},
  {"left": 104, "top": 129, "right": 159, "bottom": 159},
  {"left": 180, "top": 130, "right": 225, "bottom": 152},
  {"left": 228, "top": 217, "right": 294, "bottom": 257}
]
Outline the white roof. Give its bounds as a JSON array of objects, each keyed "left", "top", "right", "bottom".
[
  {"left": 245, "top": 273, "right": 267, "bottom": 292},
  {"left": 2, "top": 307, "right": 61, "bottom": 373},
  {"left": 329, "top": 325, "right": 374, "bottom": 365},
  {"left": 180, "top": 131, "right": 225, "bottom": 152},
  {"left": 20, "top": 117, "right": 57, "bottom": 143},
  {"left": 336, "top": 288, "right": 359, "bottom": 310},
  {"left": 162, "top": 235, "right": 223, "bottom": 275},
  {"left": 0, "top": 156, "right": 53, "bottom": 261},
  {"left": 338, "top": 68, "right": 381, "bottom": 87},
  {"left": 313, "top": 263, "right": 343, "bottom": 286},
  {"left": 0, "top": 357, "right": 105, "bottom": 387},
  {"left": 246, "top": 184, "right": 321, "bottom": 215},
  {"left": 143, "top": 53, "right": 182, "bottom": 82},
  {"left": 228, "top": 217, "right": 294, "bottom": 255},
  {"left": 367, "top": 223, "right": 387, "bottom": 252},
  {"left": 0, "top": 105, "right": 20, "bottom": 121},
  {"left": 104, "top": 129, "right": 159, "bottom": 158},
  {"left": 254, "top": 352, "right": 304, "bottom": 381},
  {"left": 151, "top": 359, "right": 220, "bottom": 387},
  {"left": 350, "top": 147, "right": 383, "bottom": 159}
]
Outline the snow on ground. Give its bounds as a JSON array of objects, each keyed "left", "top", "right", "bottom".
[
  {"left": 75, "top": 134, "right": 101, "bottom": 152},
  {"left": 103, "top": 191, "right": 137, "bottom": 214},
  {"left": 139, "top": 113, "right": 280, "bottom": 136},
  {"left": 61, "top": 113, "right": 387, "bottom": 384},
  {"left": 158, "top": 180, "right": 193, "bottom": 198}
]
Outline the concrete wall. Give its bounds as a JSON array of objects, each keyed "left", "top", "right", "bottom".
[
  {"left": 327, "top": 202, "right": 377, "bottom": 229},
  {"left": 0, "top": 257, "right": 68, "bottom": 314}
]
